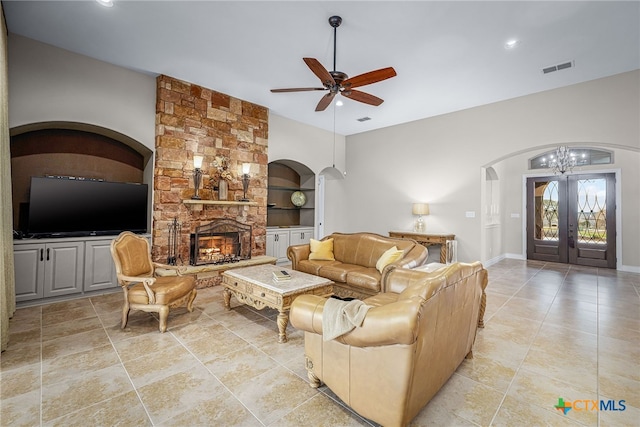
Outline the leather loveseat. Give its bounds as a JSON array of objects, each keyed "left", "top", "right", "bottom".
[
  {"left": 289, "top": 262, "right": 488, "bottom": 427},
  {"left": 287, "top": 232, "right": 428, "bottom": 299}
]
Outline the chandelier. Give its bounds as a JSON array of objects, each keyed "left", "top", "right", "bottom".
[{"left": 549, "top": 146, "right": 577, "bottom": 174}]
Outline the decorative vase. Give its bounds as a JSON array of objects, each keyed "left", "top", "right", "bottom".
[{"left": 218, "top": 179, "right": 228, "bottom": 201}]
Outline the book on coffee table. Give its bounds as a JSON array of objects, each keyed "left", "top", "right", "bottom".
[{"left": 272, "top": 270, "right": 291, "bottom": 281}]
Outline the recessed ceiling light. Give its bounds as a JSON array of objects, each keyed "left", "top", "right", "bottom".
[
  {"left": 505, "top": 39, "right": 520, "bottom": 50},
  {"left": 335, "top": 100, "right": 344, "bottom": 107},
  {"left": 96, "top": 0, "right": 114, "bottom": 7}
]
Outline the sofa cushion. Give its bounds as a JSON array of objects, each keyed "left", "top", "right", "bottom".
[
  {"left": 309, "top": 238, "right": 335, "bottom": 261},
  {"left": 346, "top": 267, "right": 382, "bottom": 292},
  {"left": 319, "top": 263, "right": 362, "bottom": 283},
  {"left": 297, "top": 259, "right": 339, "bottom": 276},
  {"left": 375, "top": 246, "right": 404, "bottom": 273}
]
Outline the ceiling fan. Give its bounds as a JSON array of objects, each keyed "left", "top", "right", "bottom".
[{"left": 271, "top": 15, "right": 397, "bottom": 112}]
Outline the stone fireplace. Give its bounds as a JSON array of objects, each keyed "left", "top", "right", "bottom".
[
  {"left": 190, "top": 219, "right": 251, "bottom": 265},
  {"left": 153, "top": 74, "right": 269, "bottom": 272}
]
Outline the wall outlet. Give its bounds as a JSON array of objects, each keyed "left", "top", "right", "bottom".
[
  {"left": 465, "top": 211, "right": 476, "bottom": 218},
  {"left": 510, "top": 213, "right": 520, "bottom": 218}
]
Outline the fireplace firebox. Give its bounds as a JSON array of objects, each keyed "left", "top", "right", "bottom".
[{"left": 189, "top": 219, "right": 252, "bottom": 266}]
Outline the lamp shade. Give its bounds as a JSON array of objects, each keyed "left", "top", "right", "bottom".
[
  {"left": 242, "top": 163, "right": 251, "bottom": 174},
  {"left": 412, "top": 203, "right": 430, "bottom": 216},
  {"left": 193, "top": 155, "right": 204, "bottom": 169}
]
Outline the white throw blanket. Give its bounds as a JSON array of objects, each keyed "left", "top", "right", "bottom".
[{"left": 322, "top": 298, "right": 372, "bottom": 341}]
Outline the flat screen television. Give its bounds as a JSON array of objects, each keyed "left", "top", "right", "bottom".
[{"left": 26, "top": 176, "right": 148, "bottom": 238}]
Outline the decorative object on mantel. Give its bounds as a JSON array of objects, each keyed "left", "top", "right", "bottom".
[
  {"left": 192, "top": 155, "right": 204, "bottom": 200},
  {"left": 167, "top": 217, "right": 182, "bottom": 265},
  {"left": 213, "top": 156, "right": 231, "bottom": 200},
  {"left": 549, "top": 145, "right": 577, "bottom": 174},
  {"left": 412, "top": 203, "right": 430, "bottom": 232},
  {"left": 240, "top": 163, "right": 251, "bottom": 202}
]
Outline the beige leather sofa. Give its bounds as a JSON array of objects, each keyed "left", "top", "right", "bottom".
[
  {"left": 290, "top": 262, "right": 488, "bottom": 427},
  {"left": 287, "top": 232, "right": 428, "bottom": 299}
]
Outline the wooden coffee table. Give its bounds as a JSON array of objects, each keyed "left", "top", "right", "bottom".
[{"left": 221, "top": 264, "right": 333, "bottom": 343}]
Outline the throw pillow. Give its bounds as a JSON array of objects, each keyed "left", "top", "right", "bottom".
[
  {"left": 376, "top": 246, "right": 404, "bottom": 273},
  {"left": 309, "top": 238, "right": 335, "bottom": 261}
]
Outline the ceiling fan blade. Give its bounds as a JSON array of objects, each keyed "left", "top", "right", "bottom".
[
  {"left": 342, "top": 67, "right": 397, "bottom": 89},
  {"left": 271, "top": 87, "right": 326, "bottom": 93},
  {"left": 303, "top": 58, "right": 335, "bottom": 86},
  {"left": 342, "top": 89, "right": 384, "bottom": 106},
  {"left": 315, "top": 92, "right": 337, "bottom": 111}
]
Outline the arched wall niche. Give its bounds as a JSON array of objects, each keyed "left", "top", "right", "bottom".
[{"left": 10, "top": 121, "right": 153, "bottom": 229}]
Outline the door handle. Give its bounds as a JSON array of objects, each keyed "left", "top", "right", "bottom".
[
  {"left": 568, "top": 236, "right": 575, "bottom": 248},
  {"left": 46, "top": 248, "right": 50, "bottom": 261},
  {"left": 40, "top": 248, "right": 43, "bottom": 261}
]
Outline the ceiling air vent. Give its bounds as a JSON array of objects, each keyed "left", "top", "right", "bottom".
[
  {"left": 357, "top": 117, "right": 371, "bottom": 122},
  {"left": 543, "top": 61, "right": 574, "bottom": 74}
]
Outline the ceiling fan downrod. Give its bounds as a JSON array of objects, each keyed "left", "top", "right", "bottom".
[{"left": 329, "top": 15, "right": 342, "bottom": 73}]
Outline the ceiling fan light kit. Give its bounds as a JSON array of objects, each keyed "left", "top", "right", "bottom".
[{"left": 271, "top": 15, "right": 396, "bottom": 111}]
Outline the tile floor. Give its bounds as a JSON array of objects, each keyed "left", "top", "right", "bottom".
[{"left": 1, "top": 259, "right": 638, "bottom": 426}]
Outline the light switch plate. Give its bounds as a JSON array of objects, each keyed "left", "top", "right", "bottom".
[{"left": 465, "top": 211, "right": 476, "bottom": 218}]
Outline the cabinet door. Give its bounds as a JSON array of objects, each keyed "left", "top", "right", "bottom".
[
  {"left": 290, "top": 228, "right": 314, "bottom": 246},
  {"left": 267, "top": 230, "right": 290, "bottom": 264},
  {"left": 14, "top": 243, "right": 45, "bottom": 302},
  {"left": 275, "top": 231, "right": 290, "bottom": 263},
  {"left": 44, "top": 242, "right": 84, "bottom": 298},
  {"left": 84, "top": 240, "right": 118, "bottom": 292}
]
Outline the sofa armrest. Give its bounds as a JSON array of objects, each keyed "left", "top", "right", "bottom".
[
  {"left": 288, "top": 244, "right": 311, "bottom": 270},
  {"left": 290, "top": 294, "right": 421, "bottom": 347}
]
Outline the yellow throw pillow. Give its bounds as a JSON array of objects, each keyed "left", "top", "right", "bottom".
[
  {"left": 309, "top": 238, "right": 335, "bottom": 261},
  {"left": 376, "top": 246, "right": 404, "bottom": 273}
]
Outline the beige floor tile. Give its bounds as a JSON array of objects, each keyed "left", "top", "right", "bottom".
[
  {"left": 112, "top": 330, "right": 182, "bottom": 362},
  {"left": 0, "top": 362, "right": 41, "bottom": 400},
  {"left": 42, "top": 343, "right": 120, "bottom": 386},
  {"left": 41, "top": 316, "right": 103, "bottom": 341},
  {"left": 274, "top": 393, "right": 372, "bottom": 426},
  {"left": 232, "top": 365, "right": 319, "bottom": 425},
  {"left": 158, "top": 388, "right": 262, "bottom": 427},
  {"left": 41, "top": 364, "right": 134, "bottom": 422},
  {"left": 181, "top": 326, "right": 250, "bottom": 362},
  {"left": 599, "top": 373, "right": 640, "bottom": 410},
  {"left": 42, "top": 327, "right": 110, "bottom": 360},
  {"left": 122, "top": 344, "right": 200, "bottom": 388},
  {"left": 42, "top": 305, "right": 97, "bottom": 325},
  {"left": 136, "top": 363, "right": 226, "bottom": 425},
  {"left": 598, "top": 401, "right": 640, "bottom": 426},
  {"left": 0, "top": 341, "right": 40, "bottom": 371},
  {"left": 521, "top": 347, "right": 597, "bottom": 393},
  {"left": 507, "top": 367, "right": 598, "bottom": 426},
  {"left": 0, "top": 389, "right": 41, "bottom": 427},
  {"left": 454, "top": 351, "right": 519, "bottom": 393},
  {"left": 203, "top": 344, "right": 278, "bottom": 391},
  {"left": 42, "top": 297, "right": 94, "bottom": 314},
  {"left": 414, "top": 373, "right": 503, "bottom": 427},
  {"left": 492, "top": 395, "right": 583, "bottom": 426},
  {"left": 43, "top": 390, "right": 152, "bottom": 427},
  {"left": 494, "top": 296, "right": 551, "bottom": 322}
]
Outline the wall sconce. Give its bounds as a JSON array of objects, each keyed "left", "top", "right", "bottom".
[
  {"left": 412, "top": 203, "right": 430, "bottom": 233},
  {"left": 240, "top": 163, "right": 251, "bottom": 202},
  {"left": 192, "top": 155, "right": 203, "bottom": 200}
]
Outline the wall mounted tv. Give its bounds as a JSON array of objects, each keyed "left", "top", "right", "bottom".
[{"left": 26, "top": 176, "right": 148, "bottom": 238}]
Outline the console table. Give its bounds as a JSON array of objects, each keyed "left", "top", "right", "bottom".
[{"left": 389, "top": 231, "right": 455, "bottom": 263}]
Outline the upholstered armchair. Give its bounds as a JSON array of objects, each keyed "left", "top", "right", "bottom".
[
  {"left": 110, "top": 231, "right": 197, "bottom": 333},
  {"left": 290, "top": 262, "right": 488, "bottom": 427}
]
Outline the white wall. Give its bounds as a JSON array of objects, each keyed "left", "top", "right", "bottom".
[
  {"left": 345, "top": 71, "right": 640, "bottom": 270},
  {"left": 8, "top": 35, "right": 156, "bottom": 150}
]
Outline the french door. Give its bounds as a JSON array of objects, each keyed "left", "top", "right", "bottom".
[{"left": 526, "top": 173, "right": 616, "bottom": 268}]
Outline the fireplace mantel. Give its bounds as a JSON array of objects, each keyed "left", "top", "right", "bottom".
[{"left": 183, "top": 199, "right": 259, "bottom": 207}]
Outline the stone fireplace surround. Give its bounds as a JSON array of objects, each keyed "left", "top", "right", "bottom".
[{"left": 153, "top": 75, "right": 269, "bottom": 283}]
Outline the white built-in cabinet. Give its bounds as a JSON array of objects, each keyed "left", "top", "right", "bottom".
[
  {"left": 266, "top": 227, "right": 314, "bottom": 265},
  {"left": 14, "top": 236, "right": 124, "bottom": 304}
]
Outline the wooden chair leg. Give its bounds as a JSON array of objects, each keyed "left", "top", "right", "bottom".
[
  {"left": 121, "top": 302, "right": 130, "bottom": 329},
  {"left": 158, "top": 306, "right": 169, "bottom": 333},
  {"left": 186, "top": 289, "right": 197, "bottom": 312}
]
